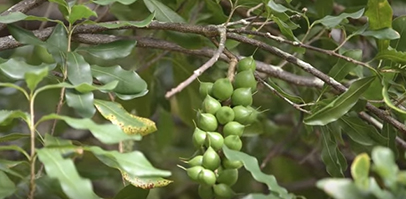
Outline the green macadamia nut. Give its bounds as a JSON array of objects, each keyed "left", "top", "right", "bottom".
[{"left": 211, "top": 78, "right": 234, "bottom": 101}]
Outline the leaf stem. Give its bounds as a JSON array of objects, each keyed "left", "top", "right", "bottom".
[{"left": 28, "top": 93, "right": 36, "bottom": 199}]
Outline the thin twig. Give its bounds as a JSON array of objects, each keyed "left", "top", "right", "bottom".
[
  {"left": 165, "top": 26, "right": 227, "bottom": 98},
  {"left": 210, "top": 37, "right": 238, "bottom": 81}
]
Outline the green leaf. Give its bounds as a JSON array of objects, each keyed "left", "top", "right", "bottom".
[
  {"left": 0, "top": 58, "right": 56, "bottom": 80},
  {"left": 0, "top": 110, "right": 29, "bottom": 125},
  {"left": 305, "top": 76, "right": 375, "bottom": 125},
  {"left": 222, "top": 146, "right": 293, "bottom": 199},
  {"left": 65, "top": 90, "right": 96, "bottom": 118},
  {"left": 96, "top": 12, "right": 155, "bottom": 28},
  {"left": 360, "top": 28, "right": 400, "bottom": 40},
  {"left": 263, "top": 79, "right": 305, "bottom": 103},
  {"left": 382, "top": 122, "right": 398, "bottom": 158},
  {"left": 86, "top": 146, "right": 171, "bottom": 178},
  {"left": 36, "top": 148, "right": 99, "bottom": 199},
  {"left": 24, "top": 66, "right": 49, "bottom": 91},
  {"left": 76, "top": 40, "right": 136, "bottom": 60},
  {"left": 365, "top": 0, "right": 393, "bottom": 51},
  {"left": 35, "top": 81, "right": 118, "bottom": 95},
  {"left": 320, "top": 126, "right": 347, "bottom": 177},
  {"left": 0, "top": 145, "right": 30, "bottom": 160},
  {"left": 0, "top": 160, "right": 27, "bottom": 179},
  {"left": 67, "top": 52, "right": 93, "bottom": 85},
  {"left": 317, "top": 179, "right": 367, "bottom": 199},
  {"left": 315, "top": 0, "right": 333, "bottom": 17},
  {"left": 46, "top": 24, "right": 68, "bottom": 64},
  {"left": 143, "top": 0, "right": 185, "bottom": 23},
  {"left": 339, "top": 115, "right": 386, "bottom": 146},
  {"left": 43, "top": 134, "right": 74, "bottom": 147},
  {"left": 267, "top": 0, "right": 289, "bottom": 13},
  {"left": 93, "top": 0, "right": 138, "bottom": 5},
  {"left": 242, "top": 193, "right": 282, "bottom": 199},
  {"left": 38, "top": 114, "right": 141, "bottom": 144},
  {"left": 121, "top": 174, "right": 172, "bottom": 189},
  {"left": 0, "top": 170, "right": 16, "bottom": 198},
  {"left": 371, "top": 146, "right": 398, "bottom": 187},
  {"left": 114, "top": 185, "right": 149, "bottom": 199},
  {"left": 203, "top": 0, "right": 228, "bottom": 23},
  {"left": 8, "top": 24, "right": 45, "bottom": 46},
  {"left": 68, "top": 5, "right": 97, "bottom": 24},
  {"left": 314, "top": 9, "right": 365, "bottom": 28},
  {"left": 0, "top": 133, "right": 29, "bottom": 143},
  {"left": 91, "top": 65, "right": 148, "bottom": 98},
  {"left": 391, "top": 16, "right": 406, "bottom": 51},
  {"left": 48, "top": 0, "right": 69, "bottom": 16},
  {"left": 94, "top": 99, "right": 157, "bottom": 136},
  {"left": 271, "top": 15, "right": 297, "bottom": 41},
  {"left": 375, "top": 49, "right": 406, "bottom": 64},
  {"left": 382, "top": 78, "right": 406, "bottom": 114},
  {"left": 351, "top": 153, "right": 370, "bottom": 189},
  {"left": 0, "top": 12, "right": 53, "bottom": 24},
  {"left": 326, "top": 50, "right": 362, "bottom": 86}
]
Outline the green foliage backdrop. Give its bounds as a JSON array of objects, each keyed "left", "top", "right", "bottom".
[{"left": 0, "top": 0, "right": 406, "bottom": 198}]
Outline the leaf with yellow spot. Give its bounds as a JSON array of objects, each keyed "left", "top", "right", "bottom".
[
  {"left": 121, "top": 171, "right": 173, "bottom": 189},
  {"left": 94, "top": 99, "right": 157, "bottom": 136}
]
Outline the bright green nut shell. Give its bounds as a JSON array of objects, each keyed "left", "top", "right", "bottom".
[
  {"left": 222, "top": 158, "right": 243, "bottom": 169},
  {"left": 187, "top": 166, "right": 204, "bottom": 181},
  {"left": 231, "top": 87, "right": 253, "bottom": 106},
  {"left": 187, "top": 155, "right": 203, "bottom": 167},
  {"left": 198, "top": 184, "right": 214, "bottom": 199},
  {"left": 223, "top": 121, "right": 245, "bottom": 137},
  {"left": 211, "top": 78, "right": 234, "bottom": 101},
  {"left": 245, "top": 106, "right": 258, "bottom": 124},
  {"left": 202, "top": 95, "right": 221, "bottom": 114},
  {"left": 199, "top": 82, "right": 213, "bottom": 98},
  {"left": 192, "top": 127, "right": 207, "bottom": 148},
  {"left": 233, "top": 106, "right": 252, "bottom": 124},
  {"left": 216, "top": 106, "right": 235, "bottom": 125},
  {"left": 198, "top": 169, "right": 217, "bottom": 186},
  {"left": 224, "top": 135, "right": 243, "bottom": 151},
  {"left": 237, "top": 56, "right": 256, "bottom": 72},
  {"left": 205, "top": 132, "right": 224, "bottom": 151},
  {"left": 234, "top": 70, "right": 257, "bottom": 91},
  {"left": 197, "top": 112, "right": 218, "bottom": 132},
  {"left": 202, "top": 147, "right": 221, "bottom": 170},
  {"left": 217, "top": 169, "right": 239, "bottom": 186},
  {"left": 213, "top": 183, "right": 234, "bottom": 198}
]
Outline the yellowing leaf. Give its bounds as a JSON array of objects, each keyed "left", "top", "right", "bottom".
[
  {"left": 94, "top": 99, "right": 157, "bottom": 135},
  {"left": 122, "top": 171, "right": 173, "bottom": 189}
]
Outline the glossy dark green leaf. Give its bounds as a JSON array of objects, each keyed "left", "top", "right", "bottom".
[
  {"left": 382, "top": 78, "right": 406, "bottom": 114},
  {"left": 0, "top": 110, "right": 29, "bottom": 125},
  {"left": 351, "top": 153, "right": 370, "bottom": 189},
  {"left": 38, "top": 114, "right": 141, "bottom": 144},
  {"left": 76, "top": 40, "right": 136, "bottom": 60},
  {"left": 365, "top": 0, "right": 392, "bottom": 51},
  {"left": 43, "top": 133, "right": 74, "bottom": 147},
  {"left": 320, "top": 126, "right": 347, "bottom": 177},
  {"left": 315, "top": 9, "right": 364, "bottom": 28},
  {"left": 68, "top": 5, "right": 97, "bottom": 24},
  {"left": 267, "top": 0, "right": 290, "bottom": 13},
  {"left": 0, "top": 12, "right": 52, "bottom": 23},
  {"left": 317, "top": 179, "right": 366, "bottom": 199},
  {"left": 93, "top": 0, "right": 138, "bottom": 5},
  {"left": 315, "top": 0, "right": 333, "bottom": 17},
  {"left": 382, "top": 122, "right": 398, "bottom": 158},
  {"left": 223, "top": 146, "right": 294, "bottom": 199},
  {"left": 360, "top": 28, "right": 400, "bottom": 40},
  {"left": 67, "top": 52, "right": 93, "bottom": 85},
  {"left": 37, "top": 148, "right": 99, "bottom": 199},
  {"left": 339, "top": 115, "right": 386, "bottom": 146},
  {"left": 8, "top": 24, "right": 45, "bottom": 46},
  {"left": 91, "top": 65, "right": 147, "bottom": 97},
  {"left": 391, "top": 16, "right": 406, "bottom": 51},
  {"left": 25, "top": 66, "right": 49, "bottom": 91},
  {"left": 65, "top": 90, "right": 96, "bottom": 118},
  {"left": 143, "top": 0, "right": 185, "bottom": 23},
  {"left": 0, "top": 58, "right": 56, "bottom": 80},
  {"left": 271, "top": 16, "right": 297, "bottom": 41},
  {"left": 305, "top": 76, "right": 375, "bottom": 125},
  {"left": 96, "top": 12, "right": 155, "bottom": 28},
  {"left": 94, "top": 99, "right": 156, "bottom": 136},
  {"left": 0, "top": 170, "right": 16, "bottom": 198},
  {"left": 46, "top": 24, "right": 68, "bottom": 64},
  {"left": 35, "top": 81, "right": 118, "bottom": 94},
  {"left": 86, "top": 146, "right": 171, "bottom": 178},
  {"left": 371, "top": 146, "right": 398, "bottom": 186},
  {"left": 375, "top": 49, "right": 406, "bottom": 64},
  {"left": 326, "top": 50, "right": 362, "bottom": 88},
  {"left": 0, "top": 133, "right": 29, "bottom": 143},
  {"left": 114, "top": 185, "right": 149, "bottom": 199}
]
